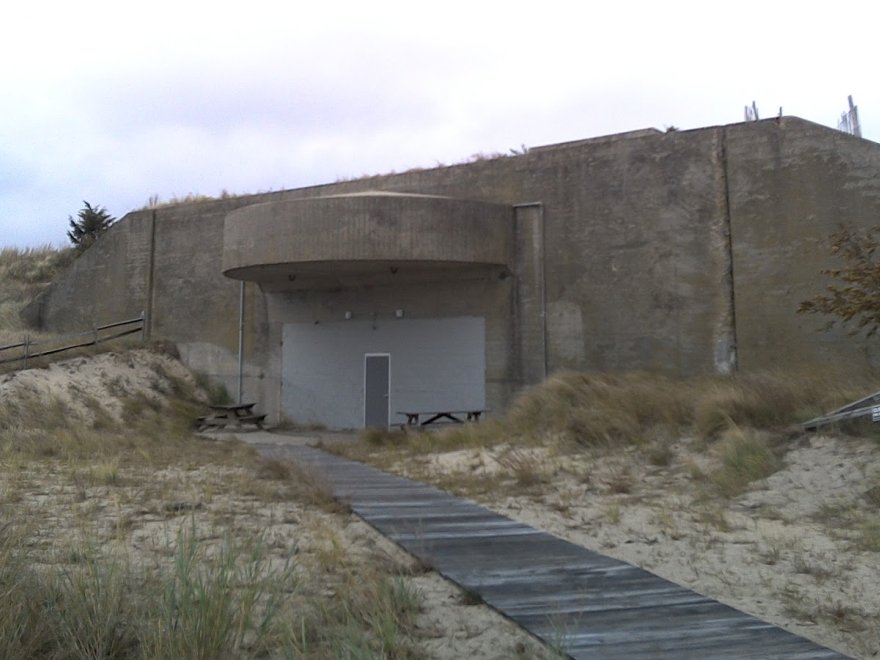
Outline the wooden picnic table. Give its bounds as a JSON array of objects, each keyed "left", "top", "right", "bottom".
[
  {"left": 397, "top": 410, "right": 486, "bottom": 427},
  {"left": 197, "top": 402, "right": 266, "bottom": 431}
]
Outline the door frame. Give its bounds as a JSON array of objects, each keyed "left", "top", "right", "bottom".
[{"left": 363, "top": 353, "right": 391, "bottom": 428}]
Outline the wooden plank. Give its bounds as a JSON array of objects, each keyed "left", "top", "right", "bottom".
[
  {"left": 802, "top": 387, "right": 880, "bottom": 430},
  {"left": 254, "top": 444, "right": 846, "bottom": 659}
]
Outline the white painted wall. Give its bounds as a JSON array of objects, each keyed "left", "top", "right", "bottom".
[{"left": 281, "top": 316, "right": 485, "bottom": 429}]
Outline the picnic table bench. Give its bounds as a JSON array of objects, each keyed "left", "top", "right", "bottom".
[
  {"left": 196, "top": 403, "right": 266, "bottom": 431},
  {"left": 397, "top": 409, "right": 486, "bottom": 427}
]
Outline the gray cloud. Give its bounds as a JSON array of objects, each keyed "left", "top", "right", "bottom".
[{"left": 1, "top": 0, "right": 878, "bottom": 247}]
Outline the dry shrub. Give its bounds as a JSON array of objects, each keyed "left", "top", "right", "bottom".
[
  {"left": 257, "top": 456, "right": 293, "bottom": 480},
  {"left": 693, "top": 368, "right": 871, "bottom": 441},
  {"left": 503, "top": 367, "right": 873, "bottom": 450},
  {"left": 646, "top": 442, "right": 675, "bottom": 466},
  {"left": 0, "top": 522, "right": 301, "bottom": 660},
  {"left": 286, "top": 460, "right": 350, "bottom": 514},
  {"left": 360, "top": 426, "right": 408, "bottom": 447},
  {"left": 856, "top": 517, "right": 880, "bottom": 552},
  {"left": 348, "top": 420, "right": 508, "bottom": 458},
  {"left": 147, "top": 338, "right": 180, "bottom": 360},
  {"left": 495, "top": 448, "right": 549, "bottom": 487},
  {"left": 0, "top": 521, "right": 53, "bottom": 658},
  {"left": 710, "top": 427, "right": 782, "bottom": 497},
  {"left": 603, "top": 466, "right": 635, "bottom": 494},
  {"left": 423, "top": 419, "right": 507, "bottom": 452},
  {"left": 863, "top": 484, "right": 880, "bottom": 507},
  {"left": 283, "top": 566, "right": 422, "bottom": 657},
  {"left": 0, "top": 390, "right": 72, "bottom": 433},
  {"left": 0, "top": 246, "right": 73, "bottom": 337},
  {"left": 507, "top": 371, "right": 694, "bottom": 447},
  {"left": 343, "top": 367, "right": 874, "bottom": 465},
  {"left": 0, "top": 385, "right": 255, "bottom": 472}
]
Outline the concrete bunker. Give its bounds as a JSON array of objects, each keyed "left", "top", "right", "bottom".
[
  {"left": 25, "top": 117, "right": 880, "bottom": 431},
  {"left": 223, "top": 192, "right": 512, "bottom": 428}
]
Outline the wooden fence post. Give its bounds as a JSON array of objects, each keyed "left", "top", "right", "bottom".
[{"left": 23, "top": 335, "right": 29, "bottom": 369}]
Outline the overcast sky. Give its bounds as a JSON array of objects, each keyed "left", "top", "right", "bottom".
[{"left": 2, "top": 0, "right": 877, "bottom": 248}]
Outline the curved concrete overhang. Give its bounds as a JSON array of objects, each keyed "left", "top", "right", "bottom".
[{"left": 222, "top": 192, "right": 513, "bottom": 290}]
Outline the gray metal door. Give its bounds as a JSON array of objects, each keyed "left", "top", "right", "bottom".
[{"left": 364, "top": 354, "right": 390, "bottom": 428}]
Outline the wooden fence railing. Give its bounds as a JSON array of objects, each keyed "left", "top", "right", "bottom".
[
  {"left": 802, "top": 388, "right": 880, "bottom": 431},
  {"left": 0, "top": 314, "right": 145, "bottom": 370}
]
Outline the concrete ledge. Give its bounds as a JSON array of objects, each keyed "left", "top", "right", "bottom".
[{"left": 222, "top": 192, "right": 512, "bottom": 289}]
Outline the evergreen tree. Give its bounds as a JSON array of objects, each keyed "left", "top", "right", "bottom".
[{"left": 67, "top": 201, "right": 115, "bottom": 251}]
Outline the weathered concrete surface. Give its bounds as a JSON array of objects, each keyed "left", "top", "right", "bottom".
[
  {"left": 281, "top": 317, "right": 486, "bottom": 429},
  {"left": 223, "top": 192, "right": 513, "bottom": 289},
  {"left": 261, "top": 277, "right": 514, "bottom": 425},
  {"left": 24, "top": 117, "right": 880, "bottom": 427},
  {"left": 726, "top": 117, "right": 880, "bottom": 371},
  {"left": 513, "top": 203, "right": 548, "bottom": 384},
  {"left": 527, "top": 127, "right": 732, "bottom": 375},
  {"left": 25, "top": 201, "right": 273, "bottom": 401},
  {"left": 22, "top": 210, "right": 154, "bottom": 332}
]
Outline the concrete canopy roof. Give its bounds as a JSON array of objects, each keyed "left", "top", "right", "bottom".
[{"left": 222, "top": 192, "right": 513, "bottom": 290}]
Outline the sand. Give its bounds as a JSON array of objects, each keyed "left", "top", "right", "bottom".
[
  {"left": 6, "top": 349, "right": 878, "bottom": 658},
  {"left": 383, "top": 435, "right": 880, "bottom": 659},
  {"left": 0, "top": 350, "right": 550, "bottom": 659}
]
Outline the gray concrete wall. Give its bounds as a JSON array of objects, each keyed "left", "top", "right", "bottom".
[
  {"left": 726, "top": 117, "right": 880, "bottom": 372},
  {"left": 263, "top": 277, "right": 511, "bottom": 426},
  {"left": 223, "top": 194, "right": 512, "bottom": 284},
  {"left": 282, "top": 317, "right": 485, "bottom": 429},
  {"left": 26, "top": 117, "right": 880, "bottom": 426},
  {"left": 525, "top": 128, "right": 733, "bottom": 375},
  {"left": 255, "top": 126, "right": 732, "bottom": 377},
  {"left": 513, "top": 204, "right": 548, "bottom": 384},
  {"left": 24, "top": 210, "right": 153, "bottom": 331},
  {"left": 27, "top": 199, "right": 277, "bottom": 404},
  {"left": 145, "top": 202, "right": 275, "bottom": 403}
]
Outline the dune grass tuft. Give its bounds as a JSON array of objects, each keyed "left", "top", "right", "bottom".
[
  {"left": 709, "top": 427, "right": 783, "bottom": 497},
  {"left": 507, "top": 371, "right": 695, "bottom": 447},
  {"left": 0, "top": 246, "right": 73, "bottom": 337}
]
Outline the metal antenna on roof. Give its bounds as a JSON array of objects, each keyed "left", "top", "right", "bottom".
[
  {"left": 838, "top": 95, "right": 862, "bottom": 137},
  {"left": 744, "top": 101, "right": 759, "bottom": 122}
]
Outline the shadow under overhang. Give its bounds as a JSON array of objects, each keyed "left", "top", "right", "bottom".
[{"left": 226, "top": 259, "right": 511, "bottom": 292}]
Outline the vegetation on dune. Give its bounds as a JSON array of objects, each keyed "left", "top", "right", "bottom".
[
  {"left": 0, "top": 350, "right": 428, "bottom": 658},
  {"left": 505, "top": 368, "right": 870, "bottom": 448},
  {"left": 3, "top": 217, "right": 879, "bottom": 656},
  {"left": 345, "top": 367, "right": 876, "bottom": 499},
  {"left": 0, "top": 244, "right": 151, "bottom": 372},
  {"left": 0, "top": 515, "right": 424, "bottom": 659},
  {"left": 0, "top": 245, "right": 73, "bottom": 337},
  {"left": 343, "top": 369, "right": 880, "bottom": 656}
]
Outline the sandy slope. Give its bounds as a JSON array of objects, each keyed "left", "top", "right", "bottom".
[
  {"left": 7, "top": 350, "right": 878, "bottom": 657},
  {"left": 0, "top": 350, "right": 551, "bottom": 659},
  {"left": 381, "top": 435, "right": 880, "bottom": 659}
]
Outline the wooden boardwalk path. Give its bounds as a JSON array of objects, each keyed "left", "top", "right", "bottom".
[{"left": 255, "top": 443, "right": 846, "bottom": 659}]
